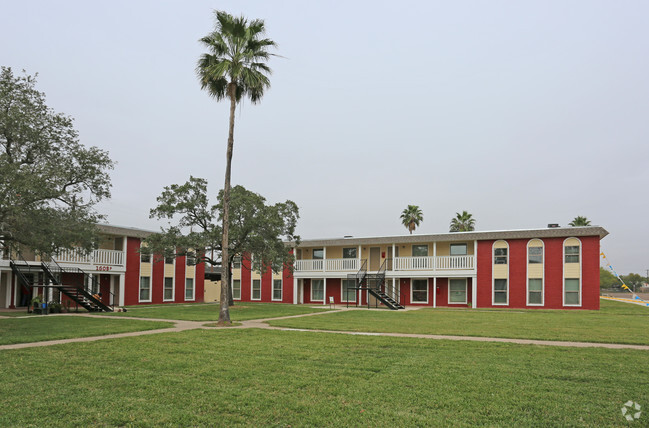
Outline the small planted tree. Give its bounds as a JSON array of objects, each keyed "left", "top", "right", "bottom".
[{"left": 400, "top": 205, "right": 423, "bottom": 234}]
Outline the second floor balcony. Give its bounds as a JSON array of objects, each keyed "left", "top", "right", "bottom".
[
  {"left": 53, "top": 248, "right": 125, "bottom": 267},
  {"left": 294, "top": 255, "right": 474, "bottom": 274}
]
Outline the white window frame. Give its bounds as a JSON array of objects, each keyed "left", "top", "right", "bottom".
[
  {"left": 139, "top": 276, "right": 151, "bottom": 303},
  {"left": 410, "top": 278, "right": 429, "bottom": 304},
  {"left": 232, "top": 279, "right": 241, "bottom": 300},
  {"left": 448, "top": 278, "right": 467, "bottom": 304},
  {"left": 341, "top": 278, "right": 356, "bottom": 303},
  {"left": 272, "top": 278, "right": 282, "bottom": 301},
  {"left": 562, "top": 237, "right": 582, "bottom": 307},
  {"left": 252, "top": 279, "right": 261, "bottom": 301},
  {"left": 526, "top": 239, "right": 544, "bottom": 306},
  {"left": 492, "top": 278, "right": 508, "bottom": 306},
  {"left": 163, "top": 277, "right": 174, "bottom": 302},
  {"left": 311, "top": 279, "right": 324, "bottom": 302},
  {"left": 492, "top": 241, "right": 509, "bottom": 306},
  {"left": 185, "top": 278, "right": 195, "bottom": 301},
  {"left": 450, "top": 243, "right": 468, "bottom": 256}
]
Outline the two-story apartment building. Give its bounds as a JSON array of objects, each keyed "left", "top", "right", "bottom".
[
  {"left": 0, "top": 224, "right": 205, "bottom": 309},
  {"left": 230, "top": 226, "right": 607, "bottom": 310}
]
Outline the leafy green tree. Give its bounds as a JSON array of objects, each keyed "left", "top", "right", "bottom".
[
  {"left": 569, "top": 216, "right": 591, "bottom": 227},
  {"left": 449, "top": 211, "right": 476, "bottom": 232},
  {"left": 196, "top": 11, "right": 276, "bottom": 324},
  {"left": 620, "top": 273, "right": 646, "bottom": 292},
  {"left": 599, "top": 267, "right": 619, "bottom": 289},
  {"left": 400, "top": 205, "right": 423, "bottom": 234},
  {"left": 145, "top": 178, "right": 299, "bottom": 319},
  {"left": 0, "top": 67, "right": 113, "bottom": 255}
]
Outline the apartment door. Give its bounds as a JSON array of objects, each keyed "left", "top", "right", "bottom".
[{"left": 369, "top": 247, "right": 381, "bottom": 271}]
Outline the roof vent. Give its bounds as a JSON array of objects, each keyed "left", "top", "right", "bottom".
[
  {"left": 343, "top": 235, "right": 353, "bottom": 238},
  {"left": 547, "top": 223, "right": 560, "bottom": 228}
]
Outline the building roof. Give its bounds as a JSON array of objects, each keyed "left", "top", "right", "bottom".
[
  {"left": 289, "top": 226, "right": 609, "bottom": 248},
  {"left": 97, "top": 224, "right": 157, "bottom": 239}
]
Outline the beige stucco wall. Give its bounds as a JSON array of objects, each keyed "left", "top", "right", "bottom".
[{"left": 204, "top": 279, "right": 221, "bottom": 302}]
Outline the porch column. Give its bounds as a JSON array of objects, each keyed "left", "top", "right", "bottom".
[
  {"left": 472, "top": 275, "right": 477, "bottom": 308},
  {"left": 293, "top": 277, "right": 298, "bottom": 305},
  {"left": 473, "top": 240, "right": 477, "bottom": 270},
  {"left": 322, "top": 247, "right": 327, "bottom": 272},
  {"left": 392, "top": 277, "right": 396, "bottom": 304},
  {"left": 110, "top": 275, "right": 116, "bottom": 306},
  {"left": 6, "top": 271, "right": 13, "bottom": 309},
  {"left": 323, "top": 277, "right": 327, "bottom": 305},
  {"left": 392, "top": 244, "right": 395, "bottom": 271},
  {"left": 118, "top": 273, "right": 125, "bottom": 307},
  {"left": 433, "top": 277, "right": 437, "bottom": 308},
  {"left": 433, "top": 242, "right": 437, "bottom": 271}
]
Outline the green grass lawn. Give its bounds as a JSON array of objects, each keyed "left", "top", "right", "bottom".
[
  {"left": 0, "top": 329, "right": 647, "bottom": 426},
  {"left": 0, "top": 316, "right": 172, "bottom": 345},
  {"left": 268, "top": 299, "right": 649, "bottom": 345},
  {"left": 97, "top": 302, "right": 331, "bottom": 321}
]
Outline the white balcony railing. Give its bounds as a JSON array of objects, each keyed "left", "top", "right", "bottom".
[
  {"left": 295, "top": 258, "right": 359, "bottom": 272},
  {"left": 53, "top": 248, "right": 124, "bottom": 266},
  {"left": 436, "top": 255, "right": 474, "bottom": 270},
  {"left": 295, "top": 255, "right": 474, "bottom": 272}
]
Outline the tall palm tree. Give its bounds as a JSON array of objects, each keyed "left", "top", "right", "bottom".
[
  {"left": 400, "top": 205, "right": 423, "bottom": 234},
  {"left": 569, "top": 216, "right": 591, "bottom": 227},
  {"left": 449, "top": 211, "right": 475, "bottom": 232},
  {"left": 197, "top": 11, "right": 276, "bottom": 324}
]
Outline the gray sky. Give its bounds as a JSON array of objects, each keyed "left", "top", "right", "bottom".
[{"left": 3, "top": 1, "right": 648, "bottom": 274}]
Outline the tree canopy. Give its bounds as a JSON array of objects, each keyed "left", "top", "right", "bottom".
[
  {"left": 0, "top": 67, "right": 114, "bottom": 255},
  {"left": 569, "top": 216, "right": 591, "bottom": 227},
  {"left": 145, "top": 177, "right": 299, "bottom": 275},
  {"left": 599, "top": 267, "right": 619, "bottom": 289},
  {"left": 400, "top": 205, "right": 423, "bottom": 234},
  {"left": 449, "top": 211, "right": 475, "bottom": 232}
]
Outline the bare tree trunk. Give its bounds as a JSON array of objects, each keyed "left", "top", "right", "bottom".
[
  {"left": 228, "top": 255, "right": 234, "bottom": 306},
  {"left": 218, "top": 83, "right": 237, "bottom": 324}
]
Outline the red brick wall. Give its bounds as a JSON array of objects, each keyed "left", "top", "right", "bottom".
[{"left": 124, "top": 237, "right": 141, "bottom": 306}]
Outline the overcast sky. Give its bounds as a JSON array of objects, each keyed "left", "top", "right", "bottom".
[{"left": 3, "top": 1, "right": 648, "bottom": 274}]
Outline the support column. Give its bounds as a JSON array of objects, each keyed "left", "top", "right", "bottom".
[
  {"left": 433, "top": 277, "right": 437, "bottom": 308},
  {"left": 472, "top": 275, "right": 478, "bottom": 308},
  {"left": 118, "top": 273, "right": 125, "bottom": 307},
  {"left": 293, "top": 277, "right": 298, "bottom": 305},
  {"left": 6, "top": 271, "right": 13, "bottom": 309},
  {"left": 323, "top": 277, "right": 327, "bottom": 305},
  {"left": 322, "top": 247, "right": 327, "bottom": 272},
  {"left": 433, "top": 242, "right": 437, "bottom": 271},
  {"left": 392, "top": 244, "right": 395, "bottom": 271}
]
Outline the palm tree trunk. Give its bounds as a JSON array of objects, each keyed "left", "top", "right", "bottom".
[{"left": 218, "top": 83, "right": 237, "bottom": 324}]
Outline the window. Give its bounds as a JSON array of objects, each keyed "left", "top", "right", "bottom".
[
  {"left": 139, "top": 277, "right": 151, "bottom": 301},
  {"left": 312, "top": 249, "right": 324, "bottom": 260},
  {"left": 311, "top": 279, "right": 324, "bottom": 301},
  {"left": 493, "top": 279, "right": 508, "bottom": 304},
  {"left": 528, "top": 246, "right": 543, "bottom": 264},
  {"left": 342, "top": 248, "right": 357, "bottom": 259},
  {"left": 233, "top": 256, "right": 241, "bottom": 269},
  {"left": 565, "top": 246, "right": 580, "bottom": 263},
  {"left": 186, "top": 255, "right": 196, "bottom": 266},
  {"left": 342, "top": 279, "right": 356, "bottom": 302},
  {"left": 185, "top": 278, "right": 194, "bottom": 300},
  {"left": 164, "top": 256, "right": 174, "bottom": 265},
  {"left": 528, "top": 279, "right": 543, "bottom": 305},
  {"left": 412, "top": 245, "right": 428, "bottom": 257},
  {"left": 140, "top": 253, "right": 151, "bottom": 263},
  {"left": 272, "top": 279, "right": 282, "bottom": 301},
  {"left": 450, "top": 244, "right": 467, "bottom": 256},
  {"left": 164, "top": 277, "right": 173, "bottom": 301},
  {"left": 564, "top": 278, "right": 580, "bottom": 305},
  {"left": 252, "top": 279, "right": 261, "bottom": 300},
  {"left": 449, "top": 279, "right": 467, "bottom": 304},
  {"left": 232, "top": 279, "right": 241, "bottom": 300},
  {"left": 411, "top": 279, "right": 428, "bottom": 303},
  {"left": 494, "top": 247, "right": 508, "bottom": 264}
]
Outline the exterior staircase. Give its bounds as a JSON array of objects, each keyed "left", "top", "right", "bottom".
[{"left": 347, "top": 259, "right": 404, "bottom": 310}]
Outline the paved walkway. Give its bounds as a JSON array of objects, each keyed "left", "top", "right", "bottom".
[{"left": 2, "top": 309, "right": 649, "bottom": 351}]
